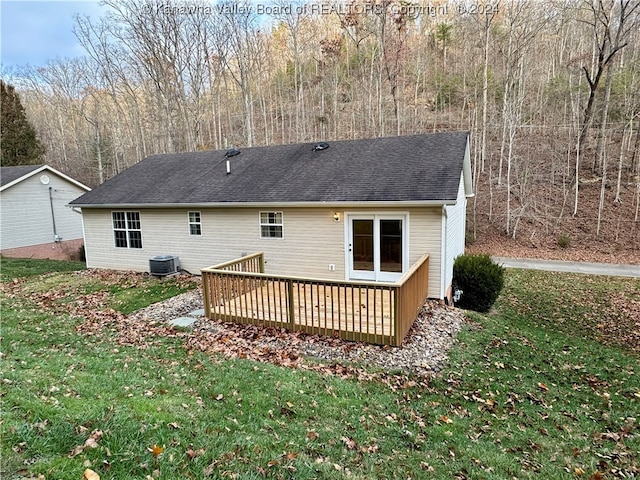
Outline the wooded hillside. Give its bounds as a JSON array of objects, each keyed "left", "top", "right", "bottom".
[{"left": 3, "top": 0, "right": 639, "bottom": 260}]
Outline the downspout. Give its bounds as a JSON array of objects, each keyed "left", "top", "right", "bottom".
[
  {"left": 441, "top": 206, "right": 448, "bottom": 300},
  {"left": 49, "top": 187, "right": 59, "bottom": 241}
]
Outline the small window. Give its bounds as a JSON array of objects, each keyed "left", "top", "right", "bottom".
[
  {"left": 188, "top": 211, "right": 202, "bottom": 236},
  {"left": 112, "top": 211, "right": 142, "bottom": 248},
  {"left": 260, "top": 211, "right": 283, "bottom": 238}
]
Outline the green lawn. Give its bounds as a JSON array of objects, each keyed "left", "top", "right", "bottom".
[
  {"left": 0, "top": 256, "right": 86, "bottom": 282},
  {"left": 1, "top": 259, "right": 638, "bottom": 479}
]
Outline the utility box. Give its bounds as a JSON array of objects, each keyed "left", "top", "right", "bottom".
[{"left": 149, "top": 255, "right": 180, "bottom": 276}]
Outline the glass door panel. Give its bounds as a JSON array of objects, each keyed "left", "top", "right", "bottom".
[
  {"left": 380, "top": 219, "right": 402, "bottom": 273},
  {"left": 352, "top": 219, "right": 374, "bottom": 271}
]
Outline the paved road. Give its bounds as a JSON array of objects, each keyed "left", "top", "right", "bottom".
[{"left": 492, "top": 257, "right": 640, "bottom": 278}]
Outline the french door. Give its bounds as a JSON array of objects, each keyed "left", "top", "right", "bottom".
[{"left": 347, "top": 214, "right": 407, "bottom": 282}]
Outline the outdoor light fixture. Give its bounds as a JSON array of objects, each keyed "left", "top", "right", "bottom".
[{"left": 333, "top": 212, "right": 341, "bottom": 222}]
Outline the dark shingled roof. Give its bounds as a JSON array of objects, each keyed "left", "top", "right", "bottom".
[
  {"left": 71, "top": 132, "right": 469, "bottom": 206},
  {"left": 1, "top": 165, "right": 43, "bottom": 188}
]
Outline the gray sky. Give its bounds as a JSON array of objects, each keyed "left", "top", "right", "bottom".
[{"left": 1, "top": 0, "right": 104, "bottom": 69}]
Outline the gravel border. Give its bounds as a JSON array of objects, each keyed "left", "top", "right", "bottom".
[{"left": 133, "top": 289, "right": 467, "bottom": 376}]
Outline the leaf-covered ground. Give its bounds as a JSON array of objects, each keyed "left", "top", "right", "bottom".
[
  {"left": 1, "top": 260, "right": 638, "bottom": 479},
  {"left": 496, "top": 269, "right": 640, "bottom": 353}
]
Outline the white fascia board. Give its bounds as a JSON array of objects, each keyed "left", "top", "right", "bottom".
[
  {"left": 1, "top": 165, "right": 91, "bottom": 192},
  {"left": 44, "top": 166, "right": 92, "bottom": 191},
  {"left": 70, "top": 199, "right": 457, "bottom": 209}
]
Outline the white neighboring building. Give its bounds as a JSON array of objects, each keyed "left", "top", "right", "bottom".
[{"left": 1, "top": 165, "right": 91, "bottom": 260}]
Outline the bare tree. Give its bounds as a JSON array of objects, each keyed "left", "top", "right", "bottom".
[{"left": 577, "top": 0, "right": 640, "bottom": 168}]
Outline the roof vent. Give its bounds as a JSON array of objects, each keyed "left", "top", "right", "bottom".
[
  {"left": 313, "top": 142, "right": 329, "bottom": 151},
  {"left": 225, "top": 148, "right": 241, "bottom": 157}
]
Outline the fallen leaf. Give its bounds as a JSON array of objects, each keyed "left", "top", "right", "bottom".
[
  {"left": 84, "top": 438, "right": 99, "bottom": 449},
  {"left": 341, "top": 436, "right": 358, "bottom": 450},
  {"left": 186, "top": 445, "right": 206, "bottom": 460},
  {"left": 285, "top": 451, "right": 297, "bottom": 461},
  {"left": 83, "top": 469, "right": 100, "bottom": 480},
  {"left": 69, "top": 429, "right": 103, "bottom": 457},
  {"left": 151, "top": 444, "right": 164, "bottom": 457},
  {"left": 69, "top": 445, "right": 85, "bottom": 457}
]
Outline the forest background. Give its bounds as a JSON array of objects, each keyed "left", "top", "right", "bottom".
[{"left": 2, "top": 0, "right": 639, "bottom": 262}]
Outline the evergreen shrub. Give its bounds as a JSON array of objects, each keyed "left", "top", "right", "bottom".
[
  {"left": 557, "top": 233, "right": 571, "bottom": 248},
  {"left": 453, "top": 254, "right": 505, "bottom": 312}
]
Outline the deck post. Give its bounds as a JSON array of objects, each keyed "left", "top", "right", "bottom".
[
  {"left": 202, "top": 271, "right": 211, "bottom": 319},
  {"left": 287, "top": 279, "right": 295, "bottom": 330},
  {"left": 393, "top": 287, "right": 400, "bottom": 346},
  {"left": 259, "top": 254, "right": 265, "bottom": 273}
]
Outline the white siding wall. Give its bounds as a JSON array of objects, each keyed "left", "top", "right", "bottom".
[
  {"left": 1, "top": 173, "right": 86, "bottom": 250},
  {"left": 82, "top": 206, "right": 444, "bottom": 297},
  {"left": 442, "top": 176, "right": 467, "bottom": 297}
]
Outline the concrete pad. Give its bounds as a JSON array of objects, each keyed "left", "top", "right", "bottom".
[
  {"left": 188, "top": 309, "right": 205, "bottom": 317},
  {"left": 169, "top": 317, "right": 197, "bottom": 327}
]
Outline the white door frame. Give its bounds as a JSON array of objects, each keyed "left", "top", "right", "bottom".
[{"left": 345, "top": 212, "right": 409, "bottom": 282}]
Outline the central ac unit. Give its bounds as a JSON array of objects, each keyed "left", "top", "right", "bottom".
[{"left": 149, "top": 255, "right": 180, "bottom": 276}]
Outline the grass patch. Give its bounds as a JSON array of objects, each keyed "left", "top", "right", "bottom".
[
  {"left": 1, "top": 259, "right": 639, "bottom": 479},
  {"left": 108, "top": 280, "right": 197, "bottom": 315},
  {"left": 0, "top": 256, "right": 85, "bottom": 282}
]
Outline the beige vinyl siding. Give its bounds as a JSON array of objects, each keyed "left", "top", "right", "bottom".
[
  {"left": 82, "top": 208, "right": 346, "bottom": 278},
  {"left": 1, "top": 172, "right": 86, "bottom": 250},
  {"left": 405, "top": 207, "right": 442, "bottom": 299},
  {"left": 82, "top": 205, "right": 444, "bottom": 297}
]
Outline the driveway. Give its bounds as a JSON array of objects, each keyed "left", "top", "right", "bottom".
[{"left": 492, "top": 257, "right": 640, "bottom": 278}]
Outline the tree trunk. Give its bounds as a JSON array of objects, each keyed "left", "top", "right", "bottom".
[
  {"left": 480, "top": 16, "right": 491, "bottom": 174},
  {"left": 594, "top": 62, "right": 614, "bottom": 173}
]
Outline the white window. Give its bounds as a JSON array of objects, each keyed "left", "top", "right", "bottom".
[
  {"left": 188, "top": 211, "right": 202, "bottom": 236},
  {"left": 112, "top": 211, "right": 142, "bottom": 248},
  {"left": 260, "top": 211, "right": 283, "bottom": 238}
]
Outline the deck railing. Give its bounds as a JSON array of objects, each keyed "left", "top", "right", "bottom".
[{"left": 201, "top": 253, "right": 429, "bottom": 346}]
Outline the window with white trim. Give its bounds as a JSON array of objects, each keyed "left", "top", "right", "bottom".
[
  {"left": 188, "top": 211, "right": 202, "bottom": 236},
  {"left": 112, "top": 211, "right": 142, "bottom": 248},
  {"left": 260, "top": 211, "right": 283, "bottom": 238}
]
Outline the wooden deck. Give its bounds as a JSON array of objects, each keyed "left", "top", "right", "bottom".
[
  {"left": 210, "top": 280, "right": 395, "bottom": 341},
  {"left": 201, "top": 252, "right": 430, "bottom": 346}
]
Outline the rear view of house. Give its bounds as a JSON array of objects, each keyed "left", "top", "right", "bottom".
[
  {"left": 1, "top": 165, "right": 90, "bottom": 260},
  {"left": 70, "top": 132, "right": 473, "bottom": 301}
]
